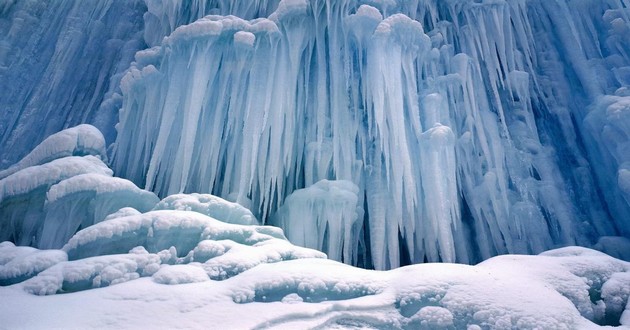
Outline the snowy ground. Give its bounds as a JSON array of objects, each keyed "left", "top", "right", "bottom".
[
  {"left": 1, "top": 244, "right": 629, "bottom": 329},
  {"left": 0, "top": 125, "right": 629, "bottom": 329}
]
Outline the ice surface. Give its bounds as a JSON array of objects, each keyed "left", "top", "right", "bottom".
[
  {"left": 39, "top": 174, "right": 160, "bottom": 249},
  {"left": 595, "top": 236, "right": 630, "bottom": 262},
  {"left": 0, "top": 0, "right": 629, "bottom": 328},
  {"left": 0, "top": 156, "right": 112, "bottom": 246},
  {"left": 0, "top": 1, "right": 146, "bottom": 165},
  {"left": 0, "top": 124, "right": 161, "bottom": 249}
]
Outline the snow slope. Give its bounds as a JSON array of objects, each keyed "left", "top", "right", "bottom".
[{"left": 0, "top": 244, "right": 629, "bottom": 329}]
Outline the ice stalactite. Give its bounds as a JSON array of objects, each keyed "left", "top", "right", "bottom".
[{"left": 110, "top": 0, "right": 630, "bottom": 269}]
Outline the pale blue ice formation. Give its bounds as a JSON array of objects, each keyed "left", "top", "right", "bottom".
[
  {"left": 1, "top": 0, "right": 630, "bottom": 327},
  {"left": 105, "top": 0, "right": 630, "bottom": 269},
  {"left": 0, "top": 126, "right": 159, "bottom": 249},
  {"left": 272, "top": 180, "right": 363, "bottom": 264},
  {"left": 1, "top": 0, "right": 630, "bottom": 271}
]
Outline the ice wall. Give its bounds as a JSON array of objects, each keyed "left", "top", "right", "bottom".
[{"left": 108, "top": 0, "right": 630, "bottom": 269}]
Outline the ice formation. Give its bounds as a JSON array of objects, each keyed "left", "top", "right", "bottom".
[
  {"left": 1, "top": 0, "right": 630, "bottom": 271},
  {"left": 153, "top": 193, "right": 259, "bottom": 225},
  {"left": 0, "top": 1, "right": 147, "bottom": 165},
  {"left": 1, "top": 0, "right": 630, "bottom": 328},
  {"left": 0, "top": 126, "right": 160, "bottom": 249},
  {"left": 271, "top": 180, "right": 363, "bottom": 265},
  {"left": 101, "top": 0, "right": 630, "bottom": 269}
]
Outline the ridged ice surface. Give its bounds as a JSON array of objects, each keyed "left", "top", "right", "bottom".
[{"left": 0, "top": 0, "right": 147, "bottom": 165}]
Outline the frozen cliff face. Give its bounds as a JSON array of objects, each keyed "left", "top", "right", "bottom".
[
  {"left": 0, "top": 0, "right": 147, "bottom": 166},
  {"left": 108, "top": 0, "right": 630, "bottom": 269}
]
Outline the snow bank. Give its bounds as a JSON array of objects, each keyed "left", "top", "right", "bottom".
[
  {"left": 1, "top": 245, "right": 627, "bottom": 328},
  {"left": 0, "top": 125, "right": 107, "bottom": 180},
  {"left": 22, "top": 253, "right": 161, "bottom": 295},
  {"left": 0, "top": 242, "right": 67, "bottom": 286},
  {"left": 154, "top": 193, "right": 258, "bottom": 225},
  {"left": 0, "top": 156, "right": 112, "bottom": 246},
  {"left": 39, "top": 174, "right": 159, "bottom": 249},
  {"left": 62, "top": 210, "right": 290, "bottom": 260}
]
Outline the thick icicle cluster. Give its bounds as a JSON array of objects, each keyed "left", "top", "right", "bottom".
[{"left": 109, "top": 0, "right": 630, "bottom": 269}]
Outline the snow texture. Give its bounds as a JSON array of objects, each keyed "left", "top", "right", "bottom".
[
  {"left": 153, "top": 193, "right": 258, "bottom": 225},
  {"left": 0, "top": 245, "right": 628, "bottom": 329}
]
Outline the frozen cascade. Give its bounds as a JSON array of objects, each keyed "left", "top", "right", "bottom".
[
  {"left": 0, "top": 0, "right": 628, "bottom": 270},
  {"left": 108, "top": 0, "right": 630, "bottom": 269},
  {"left": 271, "top": 180, "right": 363, "bottom": 264}
]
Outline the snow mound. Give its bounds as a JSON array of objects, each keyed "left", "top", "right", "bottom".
[
  {"left": 22, "top": 253, "right": 161, "bottom": 295},
  {"left": 1, "top": 210, "right": 324, "bottom": 293},
  {"left": 154, "top": 193, "right": 258, "bottom": 225},
  {"left": 39, "top": 174, "right": 159, "bottom": 249},
  {"left": 0, "top": 244, "right": 628, "bottom": 328},
  {"left": 0, "top": 125, "right": 107, "bottom": 180},
  {"left": 152, "top": 264, "right": 209, "bottom": 285},
  {"left": 0, "top": 243, "right": 67, "bottom": 286},
  {"left": 62, "top": 210, "right": 292, "bottom": 260},
  {"left": 60, "top": 210, "right": 324, "bottom": 280},
  {"left": 0, "top": 156, "right": 112, "bottom": 246}
]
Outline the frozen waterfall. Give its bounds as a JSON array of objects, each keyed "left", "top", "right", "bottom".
[{"left": 1, "top": 0, "right": 630, "bottom": 270}]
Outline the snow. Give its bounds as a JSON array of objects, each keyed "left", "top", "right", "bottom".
[
  {"left": 0, "top": 124, "right": 107, "bottom": 180},
  {"left": 0, "top": 243, "right": 67, "bottom": 286},
  {"left": 153, "top": 193, "right": 258, "bottom": 225},
  {"left": 152, "top": 264, "right": 209, "bottom": 285},
  {"left": 0, "top": 246, "right": 628, "bottom": 329},
  {"left": 0, "top": 156, "right": 112, "bottom": 246}
]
